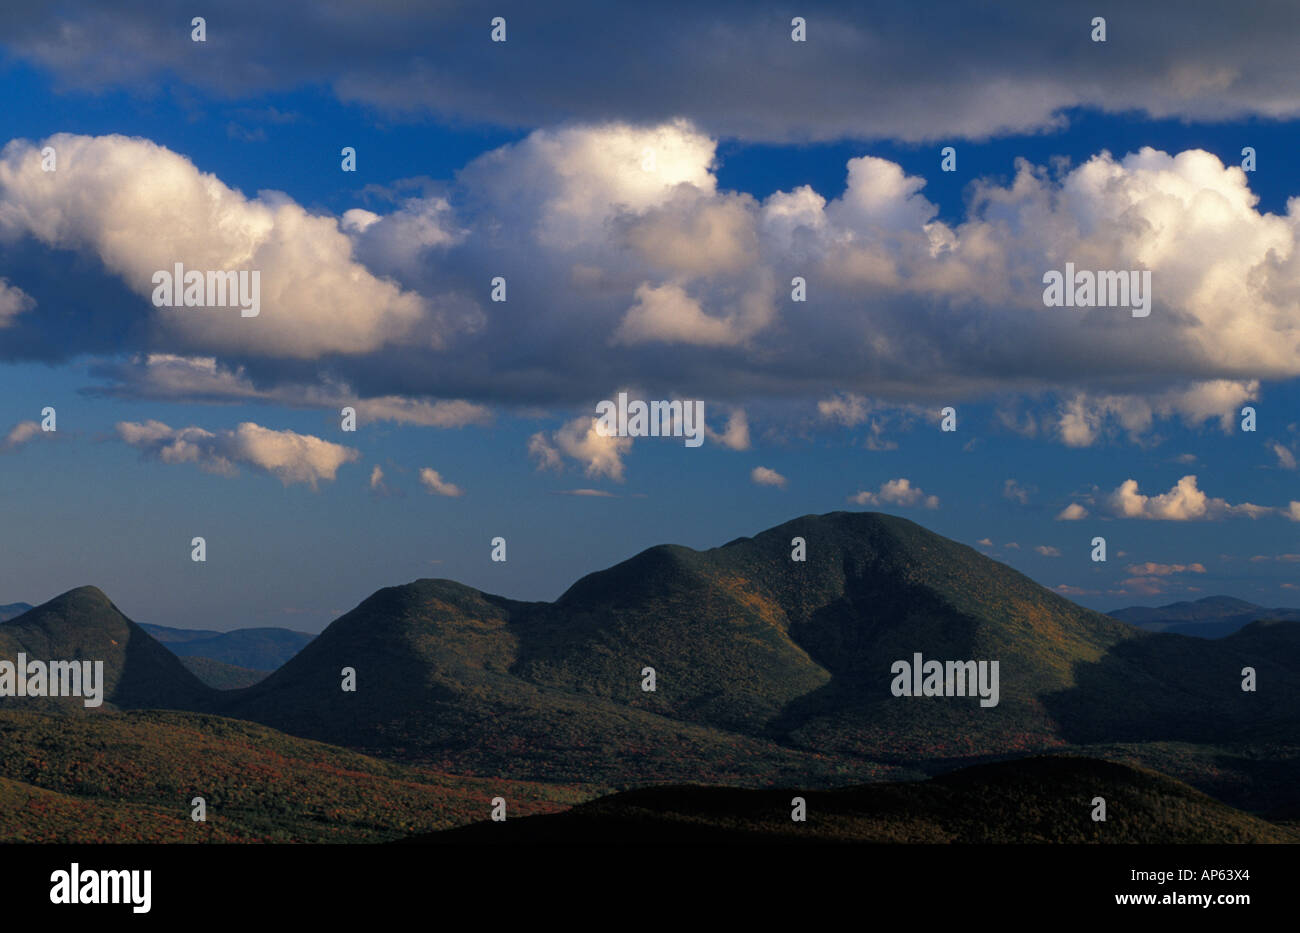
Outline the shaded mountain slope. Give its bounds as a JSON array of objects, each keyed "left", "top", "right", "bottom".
[
  {"left": 404, "top": 755, "right": 1298, "bottom": 845},
  {"left": 217, "top": 579, "right": 865, "bottom": 784},
  {"left": 218, "top": 512, "right": 1299, "bottom": 793},
  {"left": 0, "top": 587, "right": 213, "bottom": 711}
]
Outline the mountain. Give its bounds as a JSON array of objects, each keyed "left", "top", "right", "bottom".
[
  {"left": 405, "top": 755, "right": 1298, "bottom": 845},
  {"left": 0, "top": 587, "right": 212, "bottom": 711},
  {"left": 139, "top": 622, "right": 314, "bottom": 671},
  {"left": 216, "top": 511, "right": 1300, "bottom": 807},
  {"left": 1110, "top": 596, "right": 1300, "bottom": 638},
  {"left": 9, "top": 514, "right": 1297, "bottom": 817},
  {"left": 0, "top": 603, "right": 32, "bottom": 623}
]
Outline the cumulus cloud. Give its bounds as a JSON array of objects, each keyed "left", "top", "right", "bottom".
[
  {"left": 1106, "top": 475, "right": 1272, "bottom": 520},
  {"left": 0, "top": 278, "right": 33, "bottom": 327},
  {"left": 367, "top": 464, "right": 396, "bottom": 498},
  {"left": 1054, "top": 584, "right": 1098, "bottom": 596},
  {"left": 1, "top": 420, "right": 41, "bottom": 452},
  {"left": 1002, "top": 479, "right": 1032, "bottom": 505},
  {"left": 6, "top": 125, "right": 1300, "bottom": 441},
  {"left": 706, "top": 408, "right": 750, "bottom": 450},
  {"left": 1056, "top": 381, "right": 1259, "bottom": 447},
  {"left": 751, "top": 466, "right": 787, "bottom": 487},
  {"left": 815, "top": 394, "right": 910, "bottom": 449},
  {"left": 0, "top": 134, "right": 428, "bottom": 358},
  {"left": 1120, "top": 577, "right": 1171, "bottom": 597},
  {"left": 1056, "top": 503, "right": 1089, "bottom": 521},
  {"left": 116, "top": 419, "right": 358, "bottom": 488},
  {"left": 529, "top": 416, "right": 632, "bottom": 482},
  {"left": 1125, "top": 562, "right": 1207, "bottom": 576},
  {"left": 1034, "top": 545, "right": 1061, "bottom": 557},
  {"left": 850, "top": 478, "right": 938, "bottom": 509},
  {"left": 1271, "top": 442, "right": 1297, "bottom": 470},
  {"left": 818, "top": 393, "right": 870, "bottom": 427},
  {"left": 418, "top": 467, "right": 463, "bottom": 497},
  {"left": 612, "top": 280, "right": 773, "bottom": 348}
]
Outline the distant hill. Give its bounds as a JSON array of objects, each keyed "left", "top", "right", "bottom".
[
  {"left": 9, "top": 514, "right": 1298, "bottom": 818},
  {"left": 0, "top": 710, "right": 587, "bottom": 842},
  {"left": 139, "top": 622, "right": 314, "bottom": 671},
  {"left": 0, "top": 587, "right": 212, "bottom": 711},
  {"left": 0, "top": 603, "right": 32, "bottom": 623},
  {"left": 215, "top": 511, "right": 1300, "bottom": 809},
  {"left": 1109, "top": 596, "right": 1300, "bottom": 638},
  {"left": 405, "top": 755, "right": 1298, "bottom": 845},
  {"left": 177, "top": 656, "right": 269, "bottom": 690}
]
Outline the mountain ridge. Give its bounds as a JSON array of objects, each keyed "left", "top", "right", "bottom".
[
  {"left": 4, "top": 514, "right": 1297, "bottom": 814},
  {"left": 1109, "top": 595, "right": 1300, "bottom": 638}
]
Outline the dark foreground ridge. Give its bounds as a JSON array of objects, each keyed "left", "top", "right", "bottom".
[{"left": 402, "top": 755, "right": 1299, "bottom": 845}]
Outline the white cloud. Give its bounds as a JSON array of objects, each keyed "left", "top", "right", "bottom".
[
  {"left": 850, "top": 478, "right": 939, "bottom": 509},
  {"left": 1271, "top": 442, "right": 1297, "bottom": 470},
  {"left": 9, "top": 126, "right": 1300, "bottom": 438},
  {"left": 0, "top": 134, "right": 427, "bottom": 358},
  {"left": 1, "top": 420, "right": 41, "bottom": 452},
  {"left": 817, "top": 393, "right": 870, "bottom": 427},
  {"left": 751, "top": 466, "right": 786, "bottom": 488},
  {"left": 1121, "top": 577, "right": 1170, "bottom": 597},
  {"left": 1035, "top": 545, "right": 1062, "bottom": 557},
  {"left": 1056, "top": 381, "right": 1259, "bottom": 447},
  {"left": 418, "top": 467, "right": 463, "bottom": 497},
  {"left": 612, "top": 280, "right": 774, "bottom": 348},
  {"left": 367, "top": 464, "right": 393, "bottom": 498},
  {"left": 1125, "top": 562, "right": 1206, "bottom": 576},
  {"left": 1107, "top": 475, "right": 1272, "bottom": 520},
  {"left": 1054, "top": 584, "right": 1098, "bottom": 596},
  {"left": 116, "top": 419, "right": 358, "bottom": 488},
  {"left": 706, "top": 408, "right": 750, "bottom": 450},
  {"left": 1003, "top": 479, "right": 1032, "bottom": 505},
  {"left": 0, "top": 278, "right": 33, "bottom": 327},
  {"left": 529, "top": 416, "right": 632, "bottom": 482},
  {"left": 1056, "top": 503, "right": 1089, "bottom": 521}
]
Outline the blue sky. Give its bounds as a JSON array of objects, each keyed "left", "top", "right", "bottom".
[{"left": 0, "top": 4, "right": 1297, "bottom": 631}]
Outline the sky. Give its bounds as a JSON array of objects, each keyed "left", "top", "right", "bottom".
[{"left": 0, "top": 1, "right": 1297, "bottom": 632}]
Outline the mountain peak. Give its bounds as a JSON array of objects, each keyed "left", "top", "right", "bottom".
[
  {"left": 0, "top": 584, "right": 213, "bottom": 710},
  {"left": 14, "top": 585, "right": 118, "bottom": 616}
]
